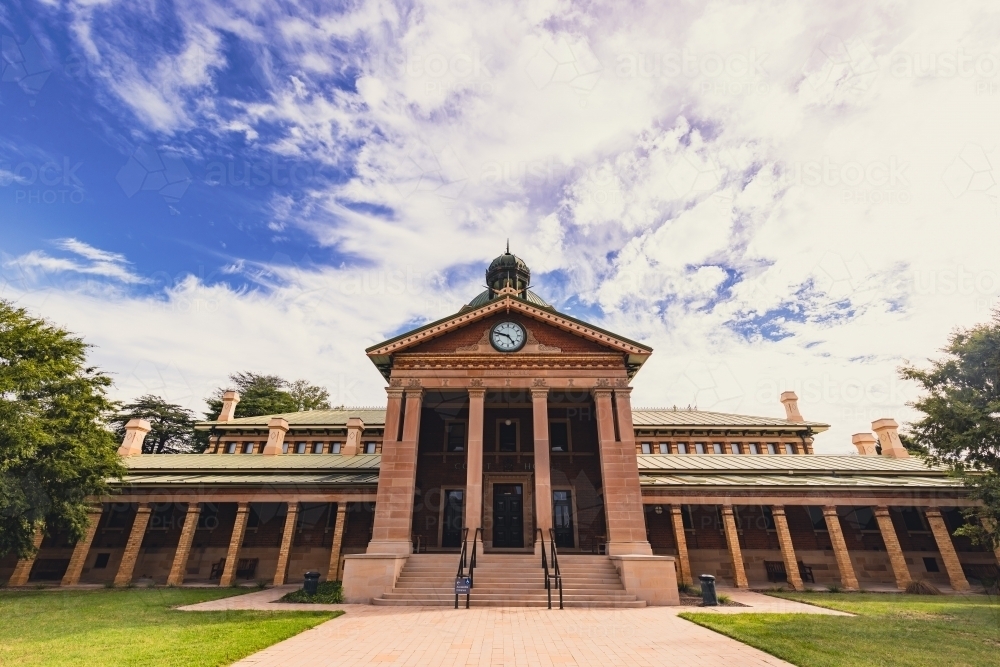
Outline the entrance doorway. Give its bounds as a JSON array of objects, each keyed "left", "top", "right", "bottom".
[
  {"left": 492, "top": 484, "right": 524, "bottom": 548},
  {"left": 442, "top": 489, "right": 465, "bottom": 548},
  {"left": 553, "top": 490, "right": 575, "bottom": 548}
]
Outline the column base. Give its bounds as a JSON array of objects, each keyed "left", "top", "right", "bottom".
[
  {"left": 342, "top": 554, "right": 409, "bottom": 604},
  {"left": 606, "top": 540, "right": 654, "bottom": 556},
  {"left": 609, "top": 555, "right": 680, "bottom": 606},
  {"left": 365, "top": 540, "right": 413, "bottom": 556}
]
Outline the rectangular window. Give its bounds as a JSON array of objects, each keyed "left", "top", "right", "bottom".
[
  {"left": 446, "top": 422, "right": 466, "bottom": 452},
  {"left": 295, "top": 442, "right": 306, "bottom": 454},
  {"left": 681, "top": 504, "right": 693, "bottom": 530},
  {"left": 784, "top": 444, "right": 795, "bottom": 455},
  {"left": 498, "top": 421, "right": 517, "bottom": 452},
  {"left": 226, "top": 442, "right": 237, "bottom": 454},
  {"left": 640, "top": 442, "right": 652, "bottom": 454},
  {"left": 806, "top": 506, "right": 827, "bottom": 530},
  {"left": 694, "top": 443, "right": 706, "bottom": 454},
  {"left": 331, "top": 442, "right": 342, "bottom": 454},
  {"left": 659, "top": 443, "right": 669, "bottom": 454},
  {"left": 314, "top": 442, "right": 325, "bottom": 454},
  {"left": 749, "top": 443, "right": 760, "bottom": 454},
  {"left": 760, "top": 506, "right": 776, "bottom": 530},
  {"left": 550, "top": 422, "right": 569, "bottom": 452},
  {"left": 900, "top": 507, "right": 926, "bottom": 532},
  {"left": 712, "top": 443, "right": 723, "bottom": 454},
  {"left": 282, "top": 442, "right": 288, "bottom": 454},
  {"left": 766, "top": 443, "right": 777, "bottom": 455},
  {"left": 848, "top": 507, "right": 879, "bottom": 532},
  {"left": 243, "top": 442, "right": 254, "bottom": 454},
  {"left": 93, "top": 553, "right": 110, "bottom": 569},
  {"left": 364, "top": 442, "right": 377, "bottom": 454},
  {"left": 677, "top": 443, "right": 688, "bottom": 454},
  {"left": 247, "top": 506, "right": 261, "bottom": 529},
  {"left": 732, "top": 443, "right": 743, "bottom": 454},
  {"left": 923, "top": 557, "right": 940, "bottom": 573}
]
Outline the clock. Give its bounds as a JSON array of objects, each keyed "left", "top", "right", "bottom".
[{"left": 490, "top": 321, "right": 526, "bottom": 352}]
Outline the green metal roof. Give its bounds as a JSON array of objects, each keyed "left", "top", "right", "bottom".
[
  {"left": 124, "top": 454, "right": 380, "bottom": 470},
  {"left": 635, "top": 454, "right": 943, "bottom": 475},
  {"left": 197, "top": 409, "right": 387, "bottom": 429},
  {"left": 632, "top": 410, "right": 829, "bottom": 431}
]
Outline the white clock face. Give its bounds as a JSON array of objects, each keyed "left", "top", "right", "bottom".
[{"left": 491, "top": 321, "right": 526, "bottom": 352}]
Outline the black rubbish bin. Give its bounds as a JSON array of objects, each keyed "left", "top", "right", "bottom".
[
  {"left": 699, "top": 574, "right": 718, "bottom": 606},
  {"left": 303, "top": 571, "right": 321, "bottom": 596}
]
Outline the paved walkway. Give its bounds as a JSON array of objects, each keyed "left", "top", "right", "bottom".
[{"left": 181, "top": 587, "right": 848, "bottom": 666}]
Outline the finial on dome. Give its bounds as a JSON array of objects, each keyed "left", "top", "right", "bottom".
[{"left": 506, "top": 238, "right": 509, "bottom": 254}]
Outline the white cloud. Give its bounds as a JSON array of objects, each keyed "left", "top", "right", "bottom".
[
  {"left": 5, "top": 238, "right": 149, "bottom": 285},
  {"left": 25, "top": 0, "right": 1000, "bottom": 452}
]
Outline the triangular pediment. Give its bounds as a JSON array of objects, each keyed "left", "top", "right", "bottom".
[{"left": 366, "top": 295, "right": 651, "bottom": 369}]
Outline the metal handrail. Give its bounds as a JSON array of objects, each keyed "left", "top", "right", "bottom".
[
  {"left": 454, "top": 527, "right": 469, "bottom": 609},
  {"left": 467, "top": 527, "right": 483, "bottom": 608},
  {"left": 536, "top": 528, "right": 551, "bottom": 608},
  {"left": 548, "top": 528, "right": 563, "bottom": 610}
]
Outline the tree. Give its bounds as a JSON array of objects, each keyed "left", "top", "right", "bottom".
[
  {"left": 288, "top": 379, "right": 331, "bottom": 411},
  {"left": 900, "top": 311, "right": 1000, "bottom": 548},
  {"left": 110, "top": 395, "right": 197, "bottom": 453},
  {"left": 0, "top": 300, "right": 124, "bottom": 560},
  {"left": 204, "top": 372, "right": 297, "bottom": 420}
]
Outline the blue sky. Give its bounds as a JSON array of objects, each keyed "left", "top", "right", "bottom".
[{"left": 2, "top": 0, "right": 999, "bottom": 451}]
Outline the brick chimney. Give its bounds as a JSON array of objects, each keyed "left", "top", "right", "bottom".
[
  {"left": 343, "top": 417, "right": 365, "bottom": 456},
  {"left": 118, "top": 419, "right": 151, "bottom": 457},
  {"left": 780, "top": 391, "right": 804, "bottom": 422},
  {"left": 851, "top": 433, "right": 878, "bottom": 455},
  {"left": 262, "top": 417, "right": 289, "bottom": 455},
  {"left": 872, "top": 418, "right": 909, "bottom": 458},
  {"left": 218, "top": 390, "right": 240, "bottom": 422}
]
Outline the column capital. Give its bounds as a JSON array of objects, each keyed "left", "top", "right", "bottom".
[
  {"left": 771, "top": 505, "right": 786, "bottom": 516},
  {"left": 613, "top": 386, "right": 633, "bottom": 397},
  {"left": 721, "top": 504, "right": 735, "bottom": 515},
  {"left": 468, "top": 387, "right": 487, "bottom": 398},
  {"left": 530, "top": 386, "right": 549, "bottom": 398},
  {"left": 591, "top": 387, "right": 614, "bottom": 397},
  {"left": 385, "top": 386, "right": 405, "bottom": 398},
  {"left": 924, "top": 507, "right": 943, "bottom": 517},
  {"left": 874, "top": 505, "right": 891, "bottom": 516},
  {"left": 822, "top": 505, "right": 839, "bottom": 515}
]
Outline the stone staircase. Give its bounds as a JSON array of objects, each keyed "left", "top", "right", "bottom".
[{"left": 372, "top": 553, "right": 645, "bottom": 607}]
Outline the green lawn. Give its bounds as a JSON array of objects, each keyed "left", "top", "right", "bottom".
[
  {"left": 0, "top": 587, "right": 339, "bottom": 666},
  {"left": 681, "top": 593, "right": 1000, "bottom": 667}
]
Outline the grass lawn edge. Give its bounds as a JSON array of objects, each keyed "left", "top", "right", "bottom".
[{"left": 676, "top": 611, "right": 802, "bottom": 665}]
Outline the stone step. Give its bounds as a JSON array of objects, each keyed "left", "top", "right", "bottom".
[
  {"left": 380, "top": 591, "right": 640, "bottom": 603},
  {"left": 373, "top": 597, "right": 646, "bottom": 608}
]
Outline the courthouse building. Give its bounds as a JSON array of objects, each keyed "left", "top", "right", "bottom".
[{"left": 4, "top": 251, "right": 999, "bottom": 605}]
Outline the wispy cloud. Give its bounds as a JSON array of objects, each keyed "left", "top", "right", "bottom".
[{"left": 5, "top": 238, "right": 149, "bottom": 285}]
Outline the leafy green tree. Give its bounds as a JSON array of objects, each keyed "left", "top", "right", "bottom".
[
  {"left": 0, "top": 300, "right": 124, "bottom": 560},
  {"left": 901, "top": 311, "right": 1000, "bottom": 547},
  {"left": 110, "top": 395, "right": 197, "bottom": 453},
  {"left": 205, "top": 372, "right": 297, "bottom": 420},
  {"left": 288, "top": 379, "right": 331, "bottom": 411}
]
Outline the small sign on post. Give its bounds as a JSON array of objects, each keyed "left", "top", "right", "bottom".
[{"left": 454, "top": 576, "right": 471, "bottom": 595}]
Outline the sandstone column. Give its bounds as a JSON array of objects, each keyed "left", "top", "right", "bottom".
[
  {"left": 874, "top": 506, "right": 912, "bottom": 589},
  {"left": 822, "top": 506, "right": 859, "bottom": 590},
  {"left": 464, "top": 387, "right": 486, "bottom": 538},
  {"left": 772, "top": 506, "right": 804, "bottom": 590},
  {"left": 166, "top": 503, "right": 201, "bottom": 586},
  {"left": 925, "top": 507, "right": 970, "bottom": 592},
  {"left": 531, "top": 387, "right": 553, "bottom": 547},
  {"left": 721, "top": 505, "right": 748, "bottom": 588},
  {"left": 593, "top": 387, "right": 652, "bottom": 555},
  {"left": 62, "top": 507, "right": 104, "bottom": 586},
  {"left": 114, "top": 504, "right": 152, "bottom": 586},
  {"left": 669, "top": 505, "right": 692, "bottom": 586},
  {"left": 273, "top": 502, "right": 299, "bottom": 585},
  {"left": 368, "top": 387, "right": 423, "bottom": 554},
  {"left": 220, "top": 502, "right": 250, "bottom": 587},
  {"left": 8, "top": 526, "right": 45, "bottom": 586},
  {"left": 327, "top": 503, "right": 348, "bottom": 580}
]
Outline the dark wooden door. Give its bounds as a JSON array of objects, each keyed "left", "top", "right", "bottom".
[
  {"left": 492, "top": 484, "right": 524, "bottom": 548},
  {"left": 553, "top": 490, "right": 575, "bottom": 548},
  {"left": 442, "top": 489, "right": 465, "bottom": 548}
]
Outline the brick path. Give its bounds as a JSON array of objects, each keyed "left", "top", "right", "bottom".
[{"left": 181, "top": 586, "right": 848, "bottom": 666}]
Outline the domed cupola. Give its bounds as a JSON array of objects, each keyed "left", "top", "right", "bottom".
[{"left": 486, "top": 243, "right": 530, "bottom": 297}]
